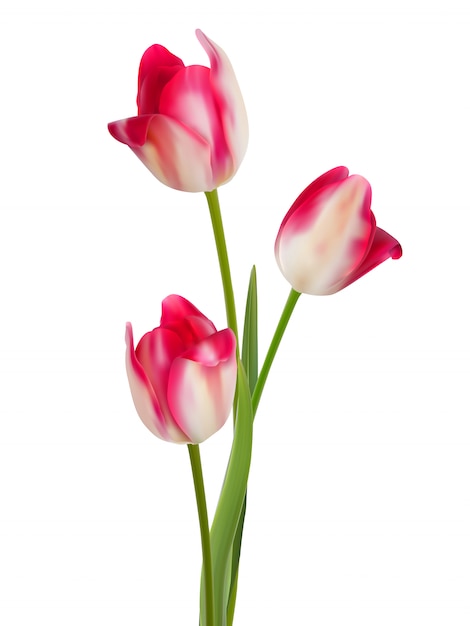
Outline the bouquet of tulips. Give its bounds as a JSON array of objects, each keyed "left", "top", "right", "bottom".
[{"left": 108, "top": 29, "right": 402, "bottom": 626}]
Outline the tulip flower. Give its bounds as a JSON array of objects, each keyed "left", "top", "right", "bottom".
[
  {"left": 108, "top": 30, "right": 248, "bottom": 193},
  {"left": 275, "top": 166, "right": 402, "bottom": 295},
  {"left": 125, "top": 295, "right": 237, "bottom": 444}
]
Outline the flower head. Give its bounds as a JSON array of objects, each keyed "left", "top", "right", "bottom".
[
  {"left": 126, "top": 295, "right": 237, "bottom": 444},
  {"left": 275, "top": 166, "right": 402, "bottom": 295},
  {"left": 109, "top": 30, "right": 248, "bottom": 192}
]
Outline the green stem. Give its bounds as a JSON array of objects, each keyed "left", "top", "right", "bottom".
[
  {"left": 205, "top": 189, "right": 239, "bottom": 346},
  {"left": 188, "top": 444, "right": 214, "bottom": 626},
  {"left": 252, "top": 288, "right": 301, "bottom": 417}
]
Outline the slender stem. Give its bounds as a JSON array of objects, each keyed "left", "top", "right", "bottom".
[
  {"left": 205, "top": 189, "right": 239, "bottom": 346},
  {"left": 188, "top": 444, "right": 214, "bottom": 626},
  {"left": 252, "top": 288, "right": 301, "bottom": 417}
]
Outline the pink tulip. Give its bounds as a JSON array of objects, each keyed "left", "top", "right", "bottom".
[
  {"left": 108, "top": 30, "right": 248, "bottom": 193},
  {"left": 274, "top": 166, "right": 402, "bottom": 295},
  {"left": 125, "top": 295, "right": 237, "bottom": 444}
]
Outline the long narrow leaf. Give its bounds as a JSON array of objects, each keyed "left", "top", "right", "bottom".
[
  {"left": 241, "top": 265, "right": 258, "bottom": 395},
  {"left": 226, "top": 495, "right": 246, "bottom": 625},
  {"left": 210, "top": 361, "right": 253, "bottom": 626},
  {"left": 226, "top": 266, "right": 258, "bottom": 625}
]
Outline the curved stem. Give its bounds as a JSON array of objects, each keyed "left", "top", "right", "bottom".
[
  {"left": 205, "top": 189, "right": 239, "bottom": 347},
  {"left": 188, "top": 444, "right": 214, "bottom": 626},
  {"left": 252, "top": 288, "right": 301, "bottom": 417}
]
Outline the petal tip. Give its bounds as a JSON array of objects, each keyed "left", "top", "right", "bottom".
[
  {"left": 195, "top": 28, "right": 207, "bottom": 45},
  {"left": 108, "top": 116, "right": 153, "bottom": 148},
  {"left": 125, "top": 322, "right": 133, "bottom": 346},
  {"left": 391, "top": 242, "right": 403, "bottom": 259}
]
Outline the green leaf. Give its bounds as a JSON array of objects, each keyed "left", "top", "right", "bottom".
[
  {"left": 241, "top": 265, "right": 258, "bottom": 395},
  {"left": 210, "top": 361, "right": 253, "bottom": 626},
  {"left": 226, "top": 495, "right": 246, "bottom": 625},
  {"left": 226, "top": 266, "right": 259, "bottom": 625}
]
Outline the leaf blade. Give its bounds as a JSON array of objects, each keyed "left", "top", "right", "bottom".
[{"left": 210, "top": 361, "right": 253, "bottom": 626}]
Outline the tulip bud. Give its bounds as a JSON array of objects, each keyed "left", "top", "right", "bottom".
[
  {"left": 108, "top": 30, "right": 248, "bottom": 193},
  {"left": 125, "top": 295, "right": 237, "bottom": 444},
  {"left": 275, "top": 166, "right": 402, "bottom": 295}
]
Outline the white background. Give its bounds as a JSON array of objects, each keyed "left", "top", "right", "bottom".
[{"left": 1, "top": 1, "right": 469, "bottom": 624}]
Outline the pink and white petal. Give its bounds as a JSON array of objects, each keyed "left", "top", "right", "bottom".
[
  {"left": 139, "top": 67, "right": 185, "bottom": 115},
  {"left": 160, "top": 296, "right": 217, "bottom": 347},
  {"left": 276, "top": 167, "right": 350, "bottom": 245},
  {"left": 109, "top": 114, "right": 215, "bottom": 192},
  {"left": 182, "top": 328, "right": 236, "bottom": 366},
  {"left": 196, "top": 30, "right": 249, "bottom": 174},
  {"left": 138, "top": 44, "right": 185, "bottom": 85},
  {"left": 161, "top": 295, "right": 213, "bottom": 326},
  {"left": 125, "top": 324, "right": 189, "bottom": 443},
  {"left": 159, "top": 65, "right": 219, "bottom": 144},
  {"left": 159, "top": 64, "right": 233, "bottom": 183},
  {"left": 163, "top": 316, "right": 217, "bottom": 351},
  {"left": 108, "top": 115, "right": 153, "bottom": 147},
  {"left": 137, "top": 44, "right": 185, "bottom": 115},
  {"left": 167, "top": 330, "right": 237, "bottom": 443},
  {"left": 337, "top": 226, "right": 403, "bottom": 292},
  {"left": 276, "top": 175, "right": 374, "bottom": 295},
  {"left": 182, "top": 315, "right": 219, "bottom": 344},
  {"left": 135, "top": 327, "right": 184, "bottom": 425}
]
